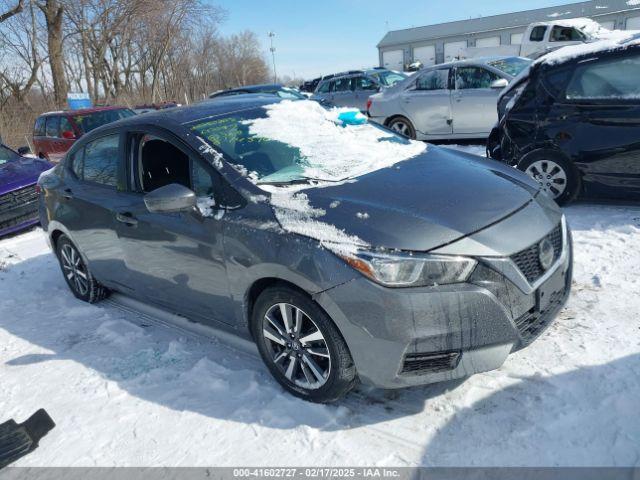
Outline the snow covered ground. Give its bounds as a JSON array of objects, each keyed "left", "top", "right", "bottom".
[{"left": 1, "top": 146, "right": 639, "bottom": 466}]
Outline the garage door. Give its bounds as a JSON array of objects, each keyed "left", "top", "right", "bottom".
[
  {"left": 599, "top": 20, "right": 616, "bottom": 30},
  {"left": 476, "top": 36, "right": 500, "bottom": 48},
  {"left": 382, "top": 50, "right": 404, "bottom": 70},
  {"left": 626, "top": 16, "right": 640, "bottom": 30},
  {"left": 444, "top": 41, "right": 467, "bottom": 63},
  {"left": 511, "top": 33, "right": 524, "bottom": 45},
  {"left": 413, "top": 45, "right": 436, "bottom": 66}
]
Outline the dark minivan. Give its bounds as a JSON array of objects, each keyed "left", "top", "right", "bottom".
[{"left": 488, "top": 34, "right": 640, "bottom": 204}]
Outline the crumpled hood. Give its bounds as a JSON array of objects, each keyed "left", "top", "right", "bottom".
[
  {"left": 0, "top": 157, "right": 52, "bottom": 193},
  {"left": 298, "top": 146, "right": 541, "bottom": 252}
]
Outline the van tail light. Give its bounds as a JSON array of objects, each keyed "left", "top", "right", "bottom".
[{"left": 366, "top": 98, "right": 372, "bottom": 113}]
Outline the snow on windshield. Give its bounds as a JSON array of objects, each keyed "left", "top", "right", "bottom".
[{"left": 245, "top": 100, "right": 426, "bottom": 183}]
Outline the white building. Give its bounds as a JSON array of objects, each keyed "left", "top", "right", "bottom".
[{"left": 377, "top": 0, "right": 640, "bottom": 69}]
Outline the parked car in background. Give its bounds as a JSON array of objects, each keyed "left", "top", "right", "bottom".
[
  {"left": 0, "top": 143, "right": 52, "bottom": 237},
  {"left": 133, "top": 102, "right": 179, "bottom": 114},
  {"left": 488, "top": 34, "right": 640, "bottom": 205},
  {"left": 209, "top": 84, "right": 306, "bottom": 100},
  {"left": 463, "top": 18, "right": 623, "bottom": 61},
  {"left": 368, "top": 56, "right": 531, "bottom": 140},
  {"left": 38, "top": 96, "right": 572, "bottom": 402},
  {"left": 33, "top": 106, "right": 135, "bottom": 163},
  {"left": 311, "top": 68, "right": 408, "bottom": 111}
]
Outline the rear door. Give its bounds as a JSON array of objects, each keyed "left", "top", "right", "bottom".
[
  {"left": 451, "top": 66, "right": 502, "bottom": 136},
  {"left": 400, "top": 68, "right": 452, "bottom": 137},
  {"left": 56, "top": 132, "right": 130, "bottom": 288},
  {"left": 353, "top": 75, "right": 379, "bottom": 111},
  {"left": 330, "top": 77, "right": 356, "bottom": 108},
  {"left": 114, "top": 130, "right": 234, "bottom": 325},
  {"left": 558, "top": 51, "right": 640, "bottom": 199}
]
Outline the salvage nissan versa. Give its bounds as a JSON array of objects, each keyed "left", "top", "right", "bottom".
[{"left": 38, "top": 97, "right": 572, "bottom": 402}]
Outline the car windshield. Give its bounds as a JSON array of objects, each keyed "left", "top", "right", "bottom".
[
  {"left": 73, "top": 108, "right": 135, "bottom": 133},
  {"left": 189, "top": 100, "right": 426, "bottom": 185},
  {"left": 488, "top": 57, "right": 532, "bottom": 77},
  {"left": 275, "top": 88, "right": 306, "bottom": 100},
  {"left": 371, "top": 70, "right": 408, "bottom": 87},
  {"left": 0, "top": 144, "right": 20, "bottom": 165}
]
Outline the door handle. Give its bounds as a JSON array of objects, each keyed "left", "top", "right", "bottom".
[
  {"left": 62, "top": 188, "right": 74, "bottom": 200},
  {"left": 116, "top": 212, "right": 138, "bottom": 226}
]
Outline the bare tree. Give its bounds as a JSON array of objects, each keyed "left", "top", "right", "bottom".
[
  {"left": 0, "top": 0, "right": 24, "bottom": 23},
  {"left": 36, "top": 0, "right": 67, "bottom": 107}
]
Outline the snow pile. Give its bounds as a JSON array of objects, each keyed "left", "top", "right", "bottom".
[
  {"left": 267, "top": 189, "right": 368, "bottom": 255},
  {"left": 246, "top": 100, "right": 426, "bottom": 182}
]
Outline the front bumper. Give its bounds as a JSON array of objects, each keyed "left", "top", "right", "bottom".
[
  {"left": 315, "top": 231, "right": 573, "bottom": 389},
  {"left": 0, "top": 185, "right": 39, "bottom": 238}
]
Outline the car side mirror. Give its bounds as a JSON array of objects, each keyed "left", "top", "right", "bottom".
[
  {"left": 491, "top": 78, "right": 509, "bottom": 89},
  {"left": 61, "top": 130, "right": 76, "bottom": 140},
  {"left": 144, "top": 183, "right": 197, "bottom": 213},
  {"left": 17, "top": 146, "right": 31, "bottom": 156}
]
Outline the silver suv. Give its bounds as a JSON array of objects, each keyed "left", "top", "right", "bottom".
[{"left": 311, "top": 68, "right": 407, "bottom": 111}]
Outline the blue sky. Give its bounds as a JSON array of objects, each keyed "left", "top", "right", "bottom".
[{"left": 213, "top": 0, "right": 579, "bottom": 79}]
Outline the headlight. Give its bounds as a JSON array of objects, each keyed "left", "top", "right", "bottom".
[{"left": 339, "top": 250, "right": 477, "bottom": 288}]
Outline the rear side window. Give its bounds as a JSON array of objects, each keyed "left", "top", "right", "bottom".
[
  {"left": 455, "top": 67, "right": 499, "bottom": 89},
  {"left": 60, "top": 117, "right": 74, "bottom": 137},
  {"left": 565, "top": 54, "right": 640, "bottom": 101},
  {"left": 530, "top": 26, "right": 547, "bottom": 42},
  {"left": 45, "top": 116, "right": 60, "bottom": 137},
  {"left": 415, "top": 69, "right": 449, "bottom": 91},
  {"left": 34, "top": 117, "right": 46, "bottom": 136},
  {"left": 333, "top": 77, "right": 353, "bottom": 92},
  {"left": 80, "top": 134, "right": 120, "bottom": 187}
]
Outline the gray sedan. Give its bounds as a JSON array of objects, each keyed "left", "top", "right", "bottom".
[
  {"left": 38, "top": 96, "right": 570, "bottom": 403},
  {"left": 368, "top": 56, "right": 531, "bottom": 140}
]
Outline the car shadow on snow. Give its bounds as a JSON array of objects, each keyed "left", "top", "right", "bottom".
[
  {"left": 1, "top": 252, "right": 466, "bottom": 431},
  {"left": 420, "top": 353, "right": 640, "bottom": 466}
]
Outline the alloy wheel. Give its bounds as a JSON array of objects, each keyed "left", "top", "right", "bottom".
[
  {"left": 262, "top": 303, "right": 331, "bottom": 390},
  {"left": 390, "top": 120, "right": 411, "bottom": 138},
  {"left": 525, "top": 160, "right": 567, "bottom": 199},
  {"left": 60, "top": 244, "right": 89, "bottom": 296}
]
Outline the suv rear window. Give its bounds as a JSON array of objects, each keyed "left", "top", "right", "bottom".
[
  {"left": 34, "top": 117, "right": 46, "bottom": 136},
  {"left": 45, "top": 116, "right": 60, "bottom": 137}
]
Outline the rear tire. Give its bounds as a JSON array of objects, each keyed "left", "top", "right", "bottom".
[
  {"left": 388, "top": 116, "right": 416, "bottom": 140},
  {"left": 55, "top": 234, "right": 109, "bottom": 303},
  {"left": 251, "top": 285, "right": 357, "bottom": 403},
  {"left": 518, "top": 150, "right": 580, "bottom": 205}
]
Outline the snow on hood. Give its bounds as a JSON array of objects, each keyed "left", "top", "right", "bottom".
[
  {"left": 245, "top": 100, "right": 426, "bottom": 182},
  {"left": 264, "top": 186, "right": 368, "bottom": 256},
  {"left": 537, "top": 29, "right": 640, "bottom": 66}
]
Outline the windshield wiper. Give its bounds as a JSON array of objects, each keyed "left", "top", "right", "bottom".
[{"left": 257, "top": 176, "right": 346, "bottom": 186}]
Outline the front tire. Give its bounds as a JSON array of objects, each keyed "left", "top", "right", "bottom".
[
  {"left": 388, "top": 116, "right": 416, "bottom": 140},
  {"left": 56, "top": 234, "right": 109, "bottom": 303},
  {"left": 251, "top": 286, "right": 357, "bottom": 403},
  {"left": 518, "top": 150, "right": 580, "bottom": 205}
]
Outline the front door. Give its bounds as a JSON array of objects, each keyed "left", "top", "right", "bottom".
[
  {"left": 115, "top": 132, "right": 234, "bottom": 325},
  {"left": 451, "top": 66, "right": 502, "bottom": 136},
  {"left": 353, "top": 75, "right": 379, "bottom": 112},
  {"left": 400, "top": 68, "right": 452, "bottom": 137}
]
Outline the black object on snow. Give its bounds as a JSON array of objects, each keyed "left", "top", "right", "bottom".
[{"left": 0, "top": 409, "right": 55, "bottom": 469}]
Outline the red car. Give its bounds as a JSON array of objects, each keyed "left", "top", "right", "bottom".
[{"left": 32, "top": 106, "right": 135, "bottom": 163}]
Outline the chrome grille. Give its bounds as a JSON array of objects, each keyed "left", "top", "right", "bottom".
[
  {"left": 0, "top": 185, "right": 38, "bottom": 212},
  {"left": 510, "top": 223, "right": 562, "bottom": 283}
]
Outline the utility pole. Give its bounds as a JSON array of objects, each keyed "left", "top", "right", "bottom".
[{"left": 268, "top": 31, "right": 277, "bottom": 83}]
